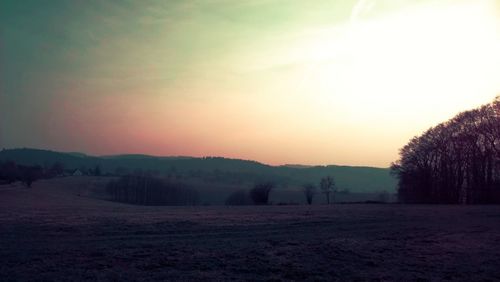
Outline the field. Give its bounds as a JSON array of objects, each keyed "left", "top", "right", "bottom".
[{"left": 1, "top": 177, "right": 500, "bottom": 281}]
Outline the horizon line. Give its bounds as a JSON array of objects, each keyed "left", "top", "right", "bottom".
[{"left": 0, "top": 147, "right": 391, "bottom": 169}]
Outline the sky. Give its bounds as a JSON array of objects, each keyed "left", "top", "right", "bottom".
[{"left": 1, "top": 0, "right": 499, "bottom": 167}]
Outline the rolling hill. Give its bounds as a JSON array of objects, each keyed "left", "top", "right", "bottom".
[{"left": 0, "top": 148, "right": 396, "bottom": 194}]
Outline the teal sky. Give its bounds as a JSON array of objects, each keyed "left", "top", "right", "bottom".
[{"left": 1, "top": 0, "right": 499, "bottom": 166}]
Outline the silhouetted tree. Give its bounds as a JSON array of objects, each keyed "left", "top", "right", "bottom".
[
  {"left": 0, "top": 161, "right": 19, "bottom": 184},
  {"left": 302, "top": 183, "right": 316, "bottom": 205},
  {"left": 19, "top": 165, "right": 43, "bottom": 187},
  {"left": 391, "top": 97, "right": 500, "bottom": 204},
  {"left": 250, "top": 182, "right": 274, "bottom": 205},
  {"left": 320, "top": 176, "right": 336, "bottom": 204}
]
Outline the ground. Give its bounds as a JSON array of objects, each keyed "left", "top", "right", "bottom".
[{"left": 1, "top": 177, "right": 500, "bottom": 281}]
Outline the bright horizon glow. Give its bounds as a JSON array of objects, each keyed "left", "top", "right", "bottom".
[{"left": 1, "top": 0, "right": 499, "bottom": 167}]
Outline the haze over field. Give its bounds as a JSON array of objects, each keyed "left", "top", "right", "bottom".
[{"left": 1, "top": 0, "right": 499, "bottom": 166}]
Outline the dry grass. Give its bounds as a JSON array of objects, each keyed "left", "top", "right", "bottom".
[{"left": 1, "top": 177, "right": 500, "bottom": 281}]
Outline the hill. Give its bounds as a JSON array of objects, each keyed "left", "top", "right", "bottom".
[{"left": 0, "top": 148, "right": 396, "bottom": 193}]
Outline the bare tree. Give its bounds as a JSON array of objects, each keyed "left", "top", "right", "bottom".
[
  {"left": 391, "top": 96, "right": 500, "bottom": 204},
  {"left": 0, "top": 161, "right": 19, "bottom": 184},
  {"left": 302, "top": 183, "right": 316, "bottom": 205},
  {"left": 320, "top": 176, "right": 336, "bottom": 204},
  {"left": 19, "top": 165, "right": 42, "bottom": 188}
]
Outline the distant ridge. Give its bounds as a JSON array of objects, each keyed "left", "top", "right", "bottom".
[
  {"left": 280, "top": 164, "right": 313, "bottom": 169},
  {"left": 65, "top": 152, "right": 89, "bottom": 158},
  {"left": 100, "top": 154, "right": 194, "bottom": 160},
  {"left": 0, "top": 148, "right": 396, "bottom": 193}
]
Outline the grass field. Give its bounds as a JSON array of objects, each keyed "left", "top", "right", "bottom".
[{"left": 1, "top": 177, "right": 500, "bottom": 281}]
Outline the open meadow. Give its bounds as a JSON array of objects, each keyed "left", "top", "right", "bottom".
[
  {"left": 1, "top": 177, "right": 500, "bottom": 281},
  {"left": 2, "top": 1, "right": 500, "bottom": 280}
]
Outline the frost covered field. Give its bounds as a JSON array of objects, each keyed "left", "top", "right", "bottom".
[{"left": 1, "top": 177, "right": 500, "bottom": 281}]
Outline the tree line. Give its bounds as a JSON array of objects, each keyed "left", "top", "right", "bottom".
[
  {"left": 225, "top": 175, "right": 339, "bottom": 205},
  {"left": 1, "top": 158, "right": 345, "bottom": 206},
  {"left": 106, "top": 175, "right": 199, "bottom": 205},
  {"left": 0, "top": 161, "right": 105, "bottom": 187},
  {"left": 391, "top": 97, "right": 500, "bottom": 204},
  {"left": 107, "top": 174, "right": 341, "bottom": 206},
  {"left": 0, "top": 161, "right": 63, "bottom": 187}
]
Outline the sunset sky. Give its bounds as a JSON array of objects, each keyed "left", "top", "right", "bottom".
[{"left": 1, "top": 0, "right": 499, "bottom": 167}]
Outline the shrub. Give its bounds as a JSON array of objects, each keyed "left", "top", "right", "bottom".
[
  {"left": 18, "top": 165, "right": 43, "bottom": 187},
  {"left": 249, "top": 182, "right": 274, "bottom": 205}
]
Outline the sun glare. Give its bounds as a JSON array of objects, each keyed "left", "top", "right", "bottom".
[
  {"left": 218, "top": 0, "right": 499, "bottom": 165},
  {"left": 2, "top": 0, "right": 499, "bottom": 166},
  {"left": 293, "top": 0, "right": 499, "bottom": 130}
]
